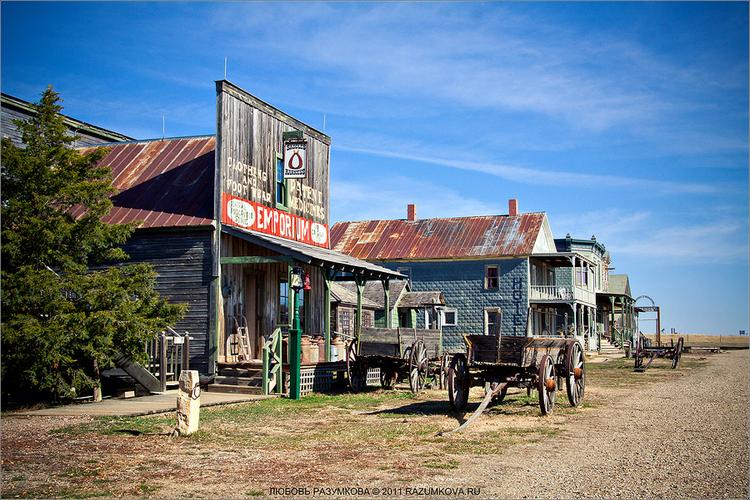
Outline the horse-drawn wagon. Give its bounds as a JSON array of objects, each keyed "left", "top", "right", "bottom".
[
  {"left": 447, "top": 333, "right": 585, "bottom": 416},
  {"left": 633, "top": 334, "right": 684, "bottom": 372},
  {"left": 346, "top": 327, "right": 449, "bottom": 394}
]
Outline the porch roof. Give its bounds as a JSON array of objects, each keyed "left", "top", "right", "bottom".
[
  {"left": 223, "top": 226, "right": 405, "bottom": 280},
  {"left": 530, "top": 252, "right": 597, "bottom": 267}
]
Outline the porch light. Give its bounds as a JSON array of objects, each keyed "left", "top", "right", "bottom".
[
  {"left": 303, "top": 272, "right": 312, "bottom": 291},
  {"left": 291, "top": 266, "right": 305, "bottom": 291}
]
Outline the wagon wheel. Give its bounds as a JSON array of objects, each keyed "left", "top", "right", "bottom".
[
  {"left": 565, "top": 341, "right": 585, "bottom": 407},
  {"left": 671, "top": 337, "right": 684, "bottom": 369},
  {"left": 448, "top": 353, "right": 470, "bottom": 411},
  {"left": 437, "top": 353, "right": 450, "bottom": 390},
  {"left": 537, "top": 354, "right": 557, "bottom": 416},
  {"left": 346, "top": 341, "right": 366, "bottom": 391},
  {"left": 408, "top": 340, "right": 428, "bottom": 394}
]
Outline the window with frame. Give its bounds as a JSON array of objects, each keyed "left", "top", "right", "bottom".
[
  {"left": 339, "top": 309, "right": 352, "bottom": 335},
  {"left": 484, "top": 265, "right": 499, "bottom": 289},
  {"left": 575, "top": 266, "right": 588, "bottom": 287},
  {"left": 275, "top": 153, "right": 287, "bottom": 209},
  {"left": 278, "top": 277, "right": 289, "bottom": 325},
  {"left": 363, "top": 311, "right": 373, "bottom": 328},
  {"left": 485, "top": 308, "right": 502, "bottom": 335},
  {"left": 443, "top": 308, "right": 458, "bottom": 327}
]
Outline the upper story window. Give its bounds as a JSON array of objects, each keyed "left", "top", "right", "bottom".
[
  {"left": 485, "top": 265, "right": 499, "bottom": 289},
  {"left": 575, "top": 266, "right": 589, "bottom": 287},
  {"left": 275, "top": 152, "right": 287, "bottom": 210}
]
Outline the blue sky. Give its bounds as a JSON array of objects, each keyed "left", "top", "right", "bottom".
[{"left": 2, "top": 2, "right": 747, "bottom": 334}]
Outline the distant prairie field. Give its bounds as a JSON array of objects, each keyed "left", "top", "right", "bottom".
[{"left": 645, "top": 334, "right": 749, "bottom": 349}]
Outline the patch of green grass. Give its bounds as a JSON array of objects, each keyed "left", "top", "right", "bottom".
[
  {"left": 138, "top": 483, "right": 160, "bottom": 495},
  {"left": 11, "top": 475, "right": 25, "bottom": 481},
  {"left": 245, "top": 489, "right": 265, "bottom": 496},
  {"left": 423, "top": 458, "right": 459, "bottom": 469}
]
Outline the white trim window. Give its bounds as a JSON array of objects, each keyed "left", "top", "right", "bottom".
[
  {"left": 424, "top": 309, "right": 441, "bottom": 330},
  {"left": 484, "top": 307, "right": 502, "bottom": 335},
  {"left": 442, "top": 308, "right": 458, "bottom": 327},
  {"left": 484, "top": 265, "right": 499, "bottom": 289}
]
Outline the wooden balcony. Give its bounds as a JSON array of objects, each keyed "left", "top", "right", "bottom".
[{"left": 529, "top": 285, "right": 596, "bottom": 305}]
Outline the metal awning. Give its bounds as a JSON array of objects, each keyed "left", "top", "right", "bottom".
[{"left": 222, "top": 226, "right": 404, "bottom": 280}]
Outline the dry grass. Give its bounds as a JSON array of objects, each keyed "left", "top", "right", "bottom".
[
  {"left": 1, "top": 354, "right": 711, "bottom": 499},
  {"left": 644, "top": 334, "right": 749, "bottom": 349}
]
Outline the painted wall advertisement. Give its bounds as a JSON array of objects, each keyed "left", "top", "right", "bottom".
[
  {"left": 283, "top": 140, "right": 307, "bottom": 179},
  {"left": 222, "top": 193, "right": 328, "bottom": 248}
]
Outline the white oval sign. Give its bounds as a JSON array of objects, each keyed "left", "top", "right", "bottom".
[
  {"left": 227, "top": 199, "right": 255, "bottom": 228},
  {"left": 311, "top": 223, "right": 328, "bottom": 245}
]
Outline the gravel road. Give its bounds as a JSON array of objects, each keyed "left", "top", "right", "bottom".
[{"left": 469, "top": 350, "right": 749, "bottom": 498}]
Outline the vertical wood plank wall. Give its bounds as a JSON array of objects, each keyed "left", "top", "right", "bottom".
[{"left": 219, "top": 233, "right": 324, "bottom": 362}]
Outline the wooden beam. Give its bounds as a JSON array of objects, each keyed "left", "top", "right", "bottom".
[
  {"left": 382, "top": 278, "right": 391, "bottom": 329},
  {"left": 220, "top": 256, "right": 293, "bottom": 265},
  {"left": 321, "top": 268, "right": 335, "bottom": 362}
]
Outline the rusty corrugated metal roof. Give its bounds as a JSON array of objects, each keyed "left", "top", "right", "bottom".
[
  {"left": 75, "top": 136, "right": 215, "bottom": 228},
  {"left": 331, "top": 213, "right": 546, "bottom": 261}
]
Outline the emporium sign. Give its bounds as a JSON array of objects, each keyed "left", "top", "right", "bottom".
[
  {"left": 222, "top": 193, "right": 328, "bottom": 248},
  {"left": 283, "top": 139, "right": 307, "bottom": 179}
]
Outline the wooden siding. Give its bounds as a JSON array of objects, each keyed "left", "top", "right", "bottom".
[
  {"left": 122, "top": 229, "right": 213, "bottom": 373},
  {"left": 219, "top": 233, "right": 326, "bottom": 361},
  {"left": 217, "top": 81, "right": 330, "bottom": 228}
]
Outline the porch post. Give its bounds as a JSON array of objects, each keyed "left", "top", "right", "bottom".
[
  {"left": 355, "top": 275, "right": 366, "bottom": 350},
  {"left": 572, "top": 303, "right": 578, "bottom": 337},
  {"left": 382, "top": 278, "right": 391, "bottom": 329},
  {"left": 656, "top": 306, "right": 662, "bottom": 347},
  {"left": 609, "top": 296, "right": 615, "bottom": 342},
  {"left": 322, "top": 268, "right": 334, "bottom": 362}
]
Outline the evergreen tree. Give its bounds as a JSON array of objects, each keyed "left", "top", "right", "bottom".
[{"left": 1, "top": 87, "right": 185, "bottom": 403}]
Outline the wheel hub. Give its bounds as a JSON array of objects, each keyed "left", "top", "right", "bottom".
[
  {"left": 545, "top": 378, "right": 557, "bottom": 391},
  {"left": 573, "top": 367, "right": 583, "bottom": 379}
]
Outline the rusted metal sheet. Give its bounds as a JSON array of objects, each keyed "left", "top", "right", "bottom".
[
  {"left": 76, "top": 136, "right": 215, "bottom": 228},
  {"left": 331, "top": 213, "right": 545, "bottom": 260}
]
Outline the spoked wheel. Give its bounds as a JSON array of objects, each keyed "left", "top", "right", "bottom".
[
  {"left": 447, "top": 353, "right": 470, "bottom": 411},
  {"left": 346, "top": 340, "right": 366, "bottom": 391},
  {"left": 537, "top": 354, "right": 557, "bottom": 416},
  {"left": 409, "top": 340, "right": 428, "bottom": 394},
  {"left": 437, "top": 353, "right": 450, "bottom": 390},
  {"left": 380, "top": 367, "right": 398, "bottom": 388},
  {"left": 671, "top": 337, "right": 684, "bottom": 369},
  {"left": 565, "top": 341, "right": 585, "bottom": 407}
]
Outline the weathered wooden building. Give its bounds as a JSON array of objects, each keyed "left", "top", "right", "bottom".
[
  {"left": 331, "top": 200, "right": 600, "bottom": 352},
  {"left": 1, "top": 92, "right": 133, "bottom": 146},
  {"left": 76, "top": 81, "right": 402, "bottom": 392}
]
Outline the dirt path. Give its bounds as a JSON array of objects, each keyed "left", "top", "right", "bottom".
[{"left": 460, "top": 350, "right": 749, "bottom": 498}]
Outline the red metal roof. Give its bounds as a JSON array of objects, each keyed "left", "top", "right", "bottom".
[
  {"left": 331, "top": 213, "right": 546, "bottom": 261},
  {"left": 75, "top": 136, "right": 215, "bottom": 228}
]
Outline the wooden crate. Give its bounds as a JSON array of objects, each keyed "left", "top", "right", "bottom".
[{"left": 467, "top": 335, "right": 526, "bottom": 365}]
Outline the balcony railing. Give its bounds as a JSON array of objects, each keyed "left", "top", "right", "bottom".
[{"left": 530, "top": 285, "right": 596, "bottom": 304}]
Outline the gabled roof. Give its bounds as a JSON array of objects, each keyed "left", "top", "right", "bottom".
[
  {"left": 330, "top": 282, "right": 380, "bottom": 308},
  {"left": 334, "top": 280, "right": 408, "bottom": 310},
  {"left": 75, "top": 136, "right": 215, "bottom": 228},
  {"left": 608, "top": 274, "right": 632, "bottom": 297},
  {"left": 398, "top": 291, "right": 445, "bottom": 308},
  {"left": 331, "top": 213, "right": 550, "bottom": 261}
]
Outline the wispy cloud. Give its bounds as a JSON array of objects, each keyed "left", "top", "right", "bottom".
[{"left": 334, "top": 141, "right": 721, "bottom": 195}]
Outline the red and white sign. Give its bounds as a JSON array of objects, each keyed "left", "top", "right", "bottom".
[
  {"left": 222, "top": 193, "right": 328, "bottom": 248},
  {"left": 283, "top": 140, "right": 307, "bottom": 179}
]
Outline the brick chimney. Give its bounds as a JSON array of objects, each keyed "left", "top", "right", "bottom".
[
  {"left": 407, "top": 203, "right": 417, "bottom": 221},
  {"left": 508, "top": 198, "right": 519, "bottom": 216}
]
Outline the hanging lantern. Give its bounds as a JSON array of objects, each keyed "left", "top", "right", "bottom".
[
  {"left": 303, "top": 272, "right": 312, "bottom": 291},
  {"left": 290, "top": 266, "right": 304, "bottom": 291}
]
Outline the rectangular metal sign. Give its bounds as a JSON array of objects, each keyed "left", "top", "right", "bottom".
[
  {"left": 222, "top": 193, "right": 328, "bottom": 248},
  {"left": 283, "top": 140, "right": 307, "bottom": 179}
]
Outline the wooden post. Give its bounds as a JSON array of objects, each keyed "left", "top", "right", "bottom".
[
  {"left": 182, "top": 334, "right": 190, "bottom": 372},
  {"left": 656, "top": 306, "right": 661, "bottom": 347},
  {"left": 159, "top": 331, "right": 167, "bottom": 392},
  {"left": 92, "top": 358, "right": 102, "bottom": 403},
  {"left": 322, "top": 268, "right": 334, "bottom": 362},
  {"left": 355, "top": 275, "right": 366, "bottom": 350},
  {"left": 382, "top": 278, "right": 391, "bottom": 329},
  {"left": 609, "top": 296, "right": 615, "bottom": 343}
]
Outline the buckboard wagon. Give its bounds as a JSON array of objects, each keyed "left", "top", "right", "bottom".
[
  {"left": 447, "top": 334, "right": 585, "bottom": 418},
  {"left": 346, "top": 327, "right": 448, "bottom": 394},
  {"left": 633, "top": 334, "right": 684, "bottom": 372}
]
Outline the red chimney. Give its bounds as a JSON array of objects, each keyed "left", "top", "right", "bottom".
[
  {"left": 407, "top": 203, "right": 417, "bottom": 221},
  {"left": 508, "top": 198, "right": 518, "bottom": 216}
]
